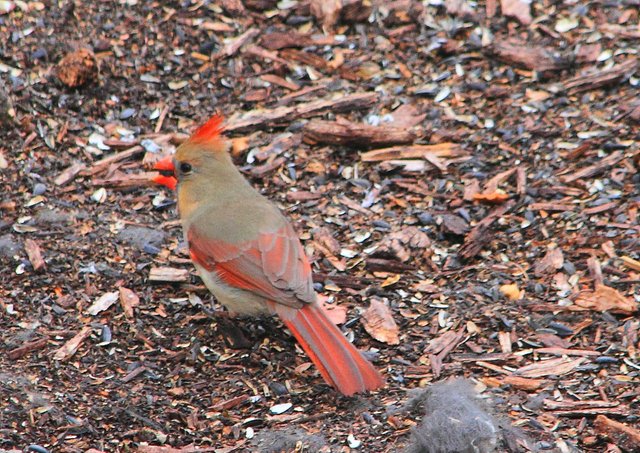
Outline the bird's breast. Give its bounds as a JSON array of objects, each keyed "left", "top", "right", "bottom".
[{"left": 193, "top": 262, "right": 270, "bottom": 316}]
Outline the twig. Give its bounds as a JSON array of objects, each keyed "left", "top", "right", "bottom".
[{"left": 303, "top": 119, "right": 417, "bottom": 148}]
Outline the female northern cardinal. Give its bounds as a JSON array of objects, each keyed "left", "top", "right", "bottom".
[{"left": 153, "top": 115, "right": 383, "bottom": 396}]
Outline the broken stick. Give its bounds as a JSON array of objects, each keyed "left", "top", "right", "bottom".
[{"left": 303, "top": 119, "right": 418, "bottom": 148}]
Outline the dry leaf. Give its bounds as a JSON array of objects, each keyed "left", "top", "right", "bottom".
[
  {"left": 500, "top": 283, "right": 521, "bottom": 300},
  {"left": 361, "top": 298, "right": 399, "bottom": 345},
  {"left": 381, "top": 274, "right": 401, "bottom": 288},
  {"left": 119, "top": 287, "right": 140, "bottom": 319},
  {"left": 86, "top": 291, "right": 119, "bottom": 316},
  {"left": 574, "top": 284, "right": 638, "bottom": 314},
  {"left": 473, "top": 190, "right": 510, "bottom": 204},
  {"left": 534, "top": 247, "right": 564, "bottom": 276},
  {"left": 310, "top": 0, "right": 342, "bottom": 33},
  {"left": 24, "top": 238, "right": 45, "bottom": 271}
]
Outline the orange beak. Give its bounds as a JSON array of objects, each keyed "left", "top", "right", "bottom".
[{"left": 153, "top": 156, "right": 177, "bottom": 190}]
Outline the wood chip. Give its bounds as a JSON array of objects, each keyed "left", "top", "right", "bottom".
[
  {"left": 563, "top": 59, "right": 638, "bottom": 94},
  {"left": 149, "top": 266, "right": 190, "bottom": 283},
  {"left": 459, "top": 200, "right": 516, "bottom": 260},
  {"left": 226, "top": 92, "right": 379, "bottom": 133},
  {"left": 498, "top": 331, "right": 513, "bottom": 353},
  {"left": 303, "top": 119, "right": 418, "bottom": 148},
  {"left": 544, "top": 400, "right": 620, "bottom": 411},
  {"left": 560, "top": 150, "right": 625, "bottom": 183},
  {"left": 92, "top": 171, "right": 161, "bottom": 188},
  {"left": 528, "top": 202, "right": 575, "bottom": 212},
  {"left": 488, "top": 39, "right": 568, "bottom": 72},
  {"left": 320, "top": 299, "right": 347, "bottom": 326},
  {"left": 259, "top": 31, "right": 315, "bottom": 50},
  {"left": 594, "top": 415, "right": 640, "bottom": 450},
  {"left": 514, "top": 357, "right": 585, "bottom": 378},
  {"left": 86, "top": 291, "right": 119, "bottom": 316},
  {"left": 501, "top": 375, "right": 545, "bottom": 391},
  {"left": 361, "top": 298, "right": 400, "bottom": 345},
  {"left": 260, "top": 74, "right": 299, "bottom": 91},
  {"left": 84, "top": 145, "right": 144, "bottom": 176},
  {"left": 7, "top": 338, "right": 48, "bottom": 360},
  {"left": 53, "top": 326, "right": 93, "bottom": 361},
  {"left": 360, "top": 143, "right": 464, "bottom": 163},
  {"left": 310, "top": 0, "right": 342, "bottom": 33},
  {"left": 24, "top": 238, "right": 45, "bottom": 271},
  {"left": 621, "top": 256, "right": 640, "bottom": 272},
  {"left": 54, "top": 162, "right": 85, "bottom": 186},
  {"left": 216, "top": 27, "right": 259, "bottom": 59}
]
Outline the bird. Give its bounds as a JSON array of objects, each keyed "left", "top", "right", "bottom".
[{"left": 152, "top": 114, "right": 384, "bottom": 396}]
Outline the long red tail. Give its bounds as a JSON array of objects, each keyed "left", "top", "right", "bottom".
[{"left": 275, "top": 303, "right": 384, "bottom": 396}]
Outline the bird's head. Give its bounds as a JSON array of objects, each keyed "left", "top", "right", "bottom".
[{"left": 153, "top": 114, "right": 228, "bottom": 190}]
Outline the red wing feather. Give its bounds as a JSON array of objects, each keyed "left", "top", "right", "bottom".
[{"left": 188, "top": 225, "right": 315, "bottom": 308}]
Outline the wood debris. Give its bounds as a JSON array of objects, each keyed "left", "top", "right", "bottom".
[
  {"left": 594, "top": 415, "right": 640, "bottom": 450},
  {"left": 86, "top": 291, "right": 119, "bottom": 315},
  {"left": 7, "top": 338, "right": 48, "bottom": 360},
  {"left": 514, "top": 357, "right": 585, "bottom": 378},
  {"left": 53, "top": 326, "right": 93, "bottom": 361},
  {"left": 458, "top": 200, "right": 516, "bottom": 260},
  {"left": 225, "top": 92, "right": 379, "bottom": 133},
  {"left": 563, "top": 59, "right": 639, "bottom": 94},
  {"left": 119, "top": 287, "right": 140, "bottom": 319},
  {"left": 488, "top": 39, "right": 569, "bottom": 72},
  {"left": 303, "top": 119, "right": 418, "bottom": 148},
  {"left": 149, "top": 266, "right": 190, "bottom": 283},
  {"left": 4, "top": 1, "right": 640, "bottom": 450}
]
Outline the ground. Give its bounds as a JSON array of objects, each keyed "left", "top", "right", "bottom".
[{"left": 1, "top": 1, "right": 639, "bottom": 452}]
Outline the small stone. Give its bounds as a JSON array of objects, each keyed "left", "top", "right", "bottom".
[
  {"left": 418, "top": 212, "right": 434, "bottom": 225},
  {"left": 117, "top": 226, "right": 166, "bottom": 250},
  {"left": 32, "top": 183, "right": 47, "bottom": 196},
  {"left": 268, "top": 381, "right": 289, "bottom": 396},
  {"left": 0, "top": 234, "right": 22, "bottom": 258}
]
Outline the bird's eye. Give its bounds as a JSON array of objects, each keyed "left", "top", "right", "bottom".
[{"left": 179, "top": 162, "right": 193, "bottom": 174}]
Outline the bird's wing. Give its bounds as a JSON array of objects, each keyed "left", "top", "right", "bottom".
[{"left": 187, "top": 222, "right": 316, "bottom": 309}]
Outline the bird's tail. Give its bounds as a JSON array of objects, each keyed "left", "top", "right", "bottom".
[{"left": 272, "top": 302, "right": 384, "bottom": 396}]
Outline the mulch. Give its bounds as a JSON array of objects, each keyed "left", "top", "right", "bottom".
[{"left": 1, "top": 0, "right": 639, "bottom": 451}]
